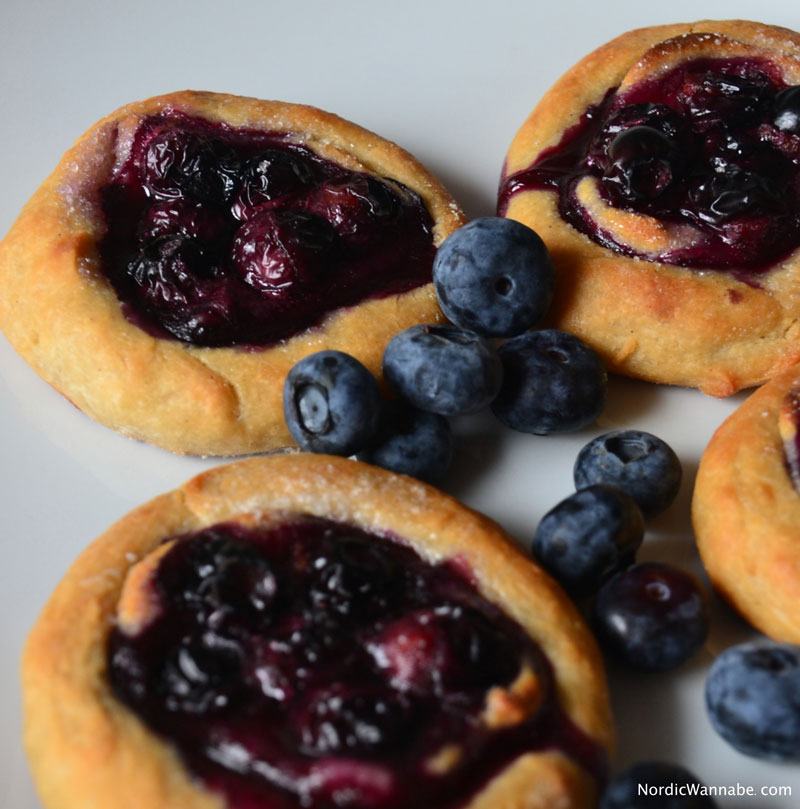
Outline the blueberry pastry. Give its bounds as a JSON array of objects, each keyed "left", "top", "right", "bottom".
[
  {"left": 22, "top": 455, "right": 613, "bottom": 809},
  {"left": 0, "top": 91, "right": 465, "bottom": 455},
  {"left": 499, "top": 21, "right": 800, "bottom": 396},
  {"left": 693, "top": 363, "right": 800, "bottom": 644}
]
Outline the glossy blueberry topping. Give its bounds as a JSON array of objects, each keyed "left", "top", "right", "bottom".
[
  {"left": 775, "top": 86, "right": 800, "bottom": 134},
  {"left": 705, "top": 642, "right": 800, "bottom": 760},
  {"left": 593, "top": 562, "right": 710, "bottom": 672},
  {"left": 499, "top": 59, "right": 800, "bottom": 273},
  {"left": 108, "top": 518, "right": 606, "bottom": 808},
  {"left": 283, "top": 350, "right": 380, "bottom": 456},
  {"left": 532, "top": 484, "right": 644, "bottom": 596},
  {"left": 432, "top": 217, "right": 555, "bottom": 338},
  {"left": 780, "top": 387, "right": 800, "bottom": 490},
  {"left": 383, "top": 325, "right": 503, "bottom": 416},
  {"left": 357, "top": 399, "right": 453, "bottom": 483},
  {"left": 574, "top": 430, "right": 682, "bottom": 517},
  {"left": 99, "top": 114, "right": 437, "bottom": 347},
  {"left": 491, "top": 329, "right": 607, "bottom": 435}
]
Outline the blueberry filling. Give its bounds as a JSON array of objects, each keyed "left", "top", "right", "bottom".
[
  {"left": 498, "top": 58, "right": 800, "bottom": 273},
  {"left": 98, "top": 114, "right": 436, "bottom": 347},
  {"left": 780, "top": 387, "right": 800, "bottom": 490},
  {"left": 108, "top": 518, "right": 606, "bottom": 808}
]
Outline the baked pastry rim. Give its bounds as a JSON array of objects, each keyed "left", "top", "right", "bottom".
[
  {"left": 0, "top": 90, "right": 466, "bottom": 456},
  {"left": 22, "top": 454, "right": 613, "bottom": 809},
  {"left": 501, "top": 20, "right": 800, "bottom": 397}
]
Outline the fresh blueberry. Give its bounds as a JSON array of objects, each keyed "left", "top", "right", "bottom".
[
  {"left": 305, "top": 175, "right": 401, "bottom": 244},
  {"left": 382, "top": 325, "right": 502, "bottom": 416},
  {"left": 774, "top": 86, "right": 800, "bottom": 134},
  {"left": 600, "top": 760, "right": 718, "bottom": 809},
  {"left": 532, "top": 484, "right": 644, "bottom": 595},
  {"left": 491, "top": 329, "right": 606, "bottom": 434},
  {"left": 574, "top": 430, "right": 682, "bottom": 518},
  {"left": 357, "top": 399, "right": 452, "bottom": 483},
  {"left": 706, "top": 642, "right": 800, "bottom": 760},
  {"left": 283, "top": 351, "right": 380, "bottom": 455},
  {"left": 685, "top": 165, "right": 782, "bottom": 226},
  {"left": 594, "top": 562, "right": 709, "bottom": 672},
  {"left": 432, "top": 217, "right": 555, "bottom": 337}
]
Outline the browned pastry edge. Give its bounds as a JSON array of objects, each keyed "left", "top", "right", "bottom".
[
  {"left": 0, "top": 91, "right": 466, "bottom": 455},
  {"left": 22, "top": 454, "right": 613, "bottom": 809},
  {"left": 503, "top": 20, "right": 800, "bottom": 397},
  {"left": 693, "top": 364, "right": 800, "bottom": 642}
]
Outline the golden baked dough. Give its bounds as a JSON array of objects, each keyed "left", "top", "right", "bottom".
[
  {"left": 22, "top": 454, "right": 613, "bottom": 809},
  {"left": 0, "top": 91, "right": 465, "bottom": 455},
  {"left": 501, "top": 20, "right": 800, "bottom": 397},
  {"left": 693, "top": 364, "right": 800, "bottom": 643}
]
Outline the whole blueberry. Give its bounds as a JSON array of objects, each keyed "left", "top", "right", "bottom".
[
  {"left": 532, "top": 485, "right": 644, "bottom": 595},
  {"left": 283, "top": 351, "right": 380, "bottom": 455},
  {"left": 774, "top": 86, "right": 800, "bottom": 134},
  {"left": 594, "top": 562, "right": 709, "bottom": 672},
  {"left": 600, "top": 760, "right": 718, "bottom": 809},
  {"left": 603, "top": 125, "right": 683, "bottom": 202},
  {"left": 432, "top": 217, "right": 555, "bottom": 337},
  {"left": 491, "top": 329, "right": 606, "bottom": 434},
  {"left": 382, "top": 325, "right": 502, "bottom": 416},
  {"left": 706, "top": 642, "right": 800, "bottom": 760},
  {"left": 357, "top": 400, "right": 452, "bottom": 483},
  {"left": 574, "top": 430, "right": 681, "bottom": 517}
]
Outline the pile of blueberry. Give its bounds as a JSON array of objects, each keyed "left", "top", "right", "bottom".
[
  {"left": 283, "top": 216, "right": 607, "bottom": 482},
  {"left": 532, "top": 429, "right": 712, "bottom": 674}
]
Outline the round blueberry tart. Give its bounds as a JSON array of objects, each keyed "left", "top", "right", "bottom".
[
  {"left": 22, "top": 455, "right": 612, "bottom": 809},
  {"left": 0, "top": 91, "right": 465, "bottom": 455},
  {"left": 499, "top": 21, "right": 800, "bottom": 396},
  {"left": 693, "top": 362, "right": 800, "bottom": 643}
]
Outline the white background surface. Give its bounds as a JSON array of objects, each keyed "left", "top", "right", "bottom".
[{"left": 2, "top": 1, "right": 800, "bottom": 807}]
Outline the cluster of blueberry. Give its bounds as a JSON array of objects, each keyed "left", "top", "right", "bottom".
[
  {"left": 532, "top": 430, "right": 711, "bottom": 673},
  {"left": 283, "top": 217, "right": 607, "bottom": 481}
]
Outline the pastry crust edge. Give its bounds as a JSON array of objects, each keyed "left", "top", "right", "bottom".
[{"left": 693, "top": 363, "right": 800, "bottom": 643}]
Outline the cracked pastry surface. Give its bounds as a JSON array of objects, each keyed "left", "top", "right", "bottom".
[
  {"left": 0, "top": 91, "right": 465, "bottom": 455},
  {"left": 500, "top": 20, "right": 800, "bottom": 397},
  {"left": 693, "top": 364, "right": 800, "bottom": 644},
  {"left": 22, "top": 454, "right": 613, "bottom": 809}
]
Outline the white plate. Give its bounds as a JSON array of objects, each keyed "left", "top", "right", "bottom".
[{"left": 2, "top": 1, "right": 800, "bottom": 806}]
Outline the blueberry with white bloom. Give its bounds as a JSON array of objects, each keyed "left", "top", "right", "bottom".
[
  {"left": 432, "top": 217, "right": 555, "bottom": 337},
  {"left": 283, "top": 350, "right": 380, "bottom": 455}
]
